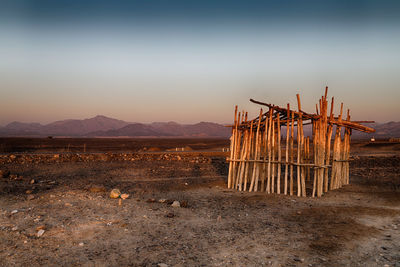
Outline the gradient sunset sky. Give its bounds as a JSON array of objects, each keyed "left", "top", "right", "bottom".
[{"left": 1, "top": 0, "right": 399, "bottom": 125}]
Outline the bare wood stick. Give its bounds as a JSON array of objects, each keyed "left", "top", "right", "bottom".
[
  {"left": 271, "top": 117, "right": 276, "bottom": 193},
  {"left": 300, "top": 115, "right": 306, "bottom": 197},
  {"left": 250, "top": 109, "right": 263, "bottom": 192},
  {"left": 324, "top": 97, "right": 334, "bottom": 192},
  {"left": 289, "top": 111, "right": 294, "bottom": 196},
  {"left": 277, "top": 113, "right": 281, "bottom": 194},
  {"left": 244, "top": 120, "right": 254, "bottom": 191},
  {"left": 233, "top": 112, "right": 243, "bottom": 189},
  {"left": 312, "top": 119, "right": 318, "bottom": 198},
  {"left": 266, "top": 108, "right": 274, "bottom": 194},
  {"left": 261, "top": 116, "right": 268, "bottom": 192},
  {"left": 296, "top": 94, "right": 302, "bottom": 197},
  {"left": 237, "top": 112, "right": 249, "bottom": 191},
  {"left": 284, "top": 104, "right": 290, "bottom": 195},
  {"left": 227, "top": 105, "right": 238, "bottom": 189}
]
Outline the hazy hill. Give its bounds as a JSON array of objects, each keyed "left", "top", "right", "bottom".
[
  {"left": 88, "top": 121, "right": 231, "bottom": 137},
  {"left": 1, "top": 115, "right": 398, "bottom": 139},
  {"left": 0, "top": 115, "right": 129, "bottom": 136},
  {"left": 43, "top": 115, "right": 129, "bottom": 136},
  {"left": 0, "top": 116, "right": 231, "bottom": 137}
]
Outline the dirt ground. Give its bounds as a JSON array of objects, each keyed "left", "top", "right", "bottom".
[{"left": 0, "top": 140, "right": 399, "bottom": 267}]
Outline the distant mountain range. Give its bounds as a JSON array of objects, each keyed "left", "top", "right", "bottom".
[
  {"left": 0, "top": 115, "right": 231, "bottom": 138},
  {"left": 0, "top": 115, "right": 398, "bottom": 139}
]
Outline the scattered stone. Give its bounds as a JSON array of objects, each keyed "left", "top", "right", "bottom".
[
  {"left": 110, "top": 189, "right": 121, "bottom": 199},
  {"left": 158, "top": 263, "right": 168, "bottom": 267},
  {"left": 25, "top": 190, "right": 33, "bottom": 194},
  {"left": 37, "top": 229, "right": 45, "bottom": 237},
  {"left": 27, "top": 195, "right": 35, "bottom": 201},
  {"left": 165, "top": 212, "right": 175, "bottom": 218},
  {"left": 120, "top": 193, "right": 129, "bottom": 200},
  {"left": 36, "top": 225, "right": 46, "bottom": 231},
  {"left": 158, "top": 199, "right": 167, "bottom": 203},
  {"left": 11, "top": 210, "right": 18, "bottom": 214},
  {"left": 171, "top": 201, "right": 180, "bottom": 208},
  {"left": 217, "top": 215, "right": 222, "bottom": 222},
  {"left": 79, "top": 242, "right": 84, "bottom": 246},
  {"left": 64, "top": 203, "right": 73, "bottom": 207},
  {"left": 30, "top": 179, "right": 35, "bottom": 184},
  {"left": 11, "top": 226, "right": 18, "bottom": 231},
  {"left": 146, "top": 198, "right": 156, "bottom": 203}
]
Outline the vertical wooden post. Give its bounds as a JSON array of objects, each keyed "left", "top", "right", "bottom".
[
  {"left": 324, "top": 97, "right": 334, "bottom": 192},
  {"left": 284, "top": 104, "right": 290, "bottom": 195},
  {"left": 296, "top": 94, "right": 302, "bottom": 197},
  {"left": 244, "top": 120, "right": 254, "bottom": 191},
  {"left": 271, "top": 116, "right": 276, "bottom": 193},
  {"left": 266, "top": 108, "right": 273, "bottom": 194},
  {"left": 250, "top": 109, "right": 263, "bottom": 192},
  {"left": 261, "top": 116, "right": 268, "bottom": 192},
  {"left": 289, "top": 111, "right": 294, "bottom": 196},
  {"left": 277, "top": 113, "right": 282, "bottom": 194},
  {"left": 227, "top": 106, "right": 238, "bottom": 189}
]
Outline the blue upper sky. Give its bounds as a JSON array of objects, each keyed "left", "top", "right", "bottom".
[{"left": 1, "top": 0, "right": 399, "bottom": 124}]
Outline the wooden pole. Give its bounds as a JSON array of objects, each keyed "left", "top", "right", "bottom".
[
  {"left": 289, "top": 111, "right": 294, "bottom": 196},
  {"left": 266, "top": 108, "right": 273, "bottom": 194},
  {"left": 271, "top": 116, "right": 276, "bottom": 193},
  {"left": 284, "top": 104, "right": 290, "bottom": 195},
  {"left": 244, "top": 120, "right": 254, "bottom": 191},
  {"left": 277, "top": 113, "right": 282, "bottom": 194},
  {"left": 261, "top": 117, "right": 268, "bottom": 192},
  {"left": 250, "top": 109, "right": 263, "bottom": 192},
  {"left": 227, "top": 105, "right": 238, "bottom": 189}
]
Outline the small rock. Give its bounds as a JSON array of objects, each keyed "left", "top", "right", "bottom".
[
  {"left": 11, "top": 226, "right": 18, "bottom": 231},
  {"left": 11, "top": 210, "right": 18, "bottom": 214},
  {"left": 36, "top": 225, "right": 46, "bottom": 231},
  {"left": 79, "top": 242, "right": 84, "bottom": 246},
  {"left": 146, "top": 198, "right": 156, "bottom": 203},
  {"left": 158, "top": 263, "right": 168, "bottom": 267},
  {"left": 65, "top": 203, "right": 73, "bottom": 207},
  {"left": 30, "top": 179, "right": 35, "bottom": 184},
  {"left": 37, "top": 229, "right": 45, "bottom": 237},
  {"left": 158, "top": 199, "right": 167, "bottom": 203},
  {"left": 217, "top": 215, "right": 222, "bottom": 222},
  {"left": 171, "top": 201, "right": 180, "bottom": 208},
  {"left": 25, "top": 190, "right": 33, "bottom": 194},
  {"left": 27, "top": 195, "right": 35, "bottom": 201},
  {"left": 109, "top": 189, "right": 121, "bottom": 199},
  {"left": 120, "top": 193, "right": 129, "bottom": 200},
  {"left": 165, "top": 212, "right": 175, "bottom": 218}
]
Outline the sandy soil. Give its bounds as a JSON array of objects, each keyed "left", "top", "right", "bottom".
[{"left": 0, "top": 141, "right": 399, "bottom": 267}]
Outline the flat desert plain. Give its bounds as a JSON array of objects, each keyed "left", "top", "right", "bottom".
[{"left": 0, "top": 138, "right": 399, "bottom": 266}]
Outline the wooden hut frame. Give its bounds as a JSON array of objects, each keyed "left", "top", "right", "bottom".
[{"left": 227, "top": 88, "right": 375, "bottom": 197}]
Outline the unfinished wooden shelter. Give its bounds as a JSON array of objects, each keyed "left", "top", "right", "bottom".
[{"left": 227, "top": 88, "right": 375, "bottom": 197}]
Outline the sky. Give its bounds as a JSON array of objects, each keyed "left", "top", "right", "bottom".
[{"left": 1, "top": 0, "right": 399, "bottom": 125}]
